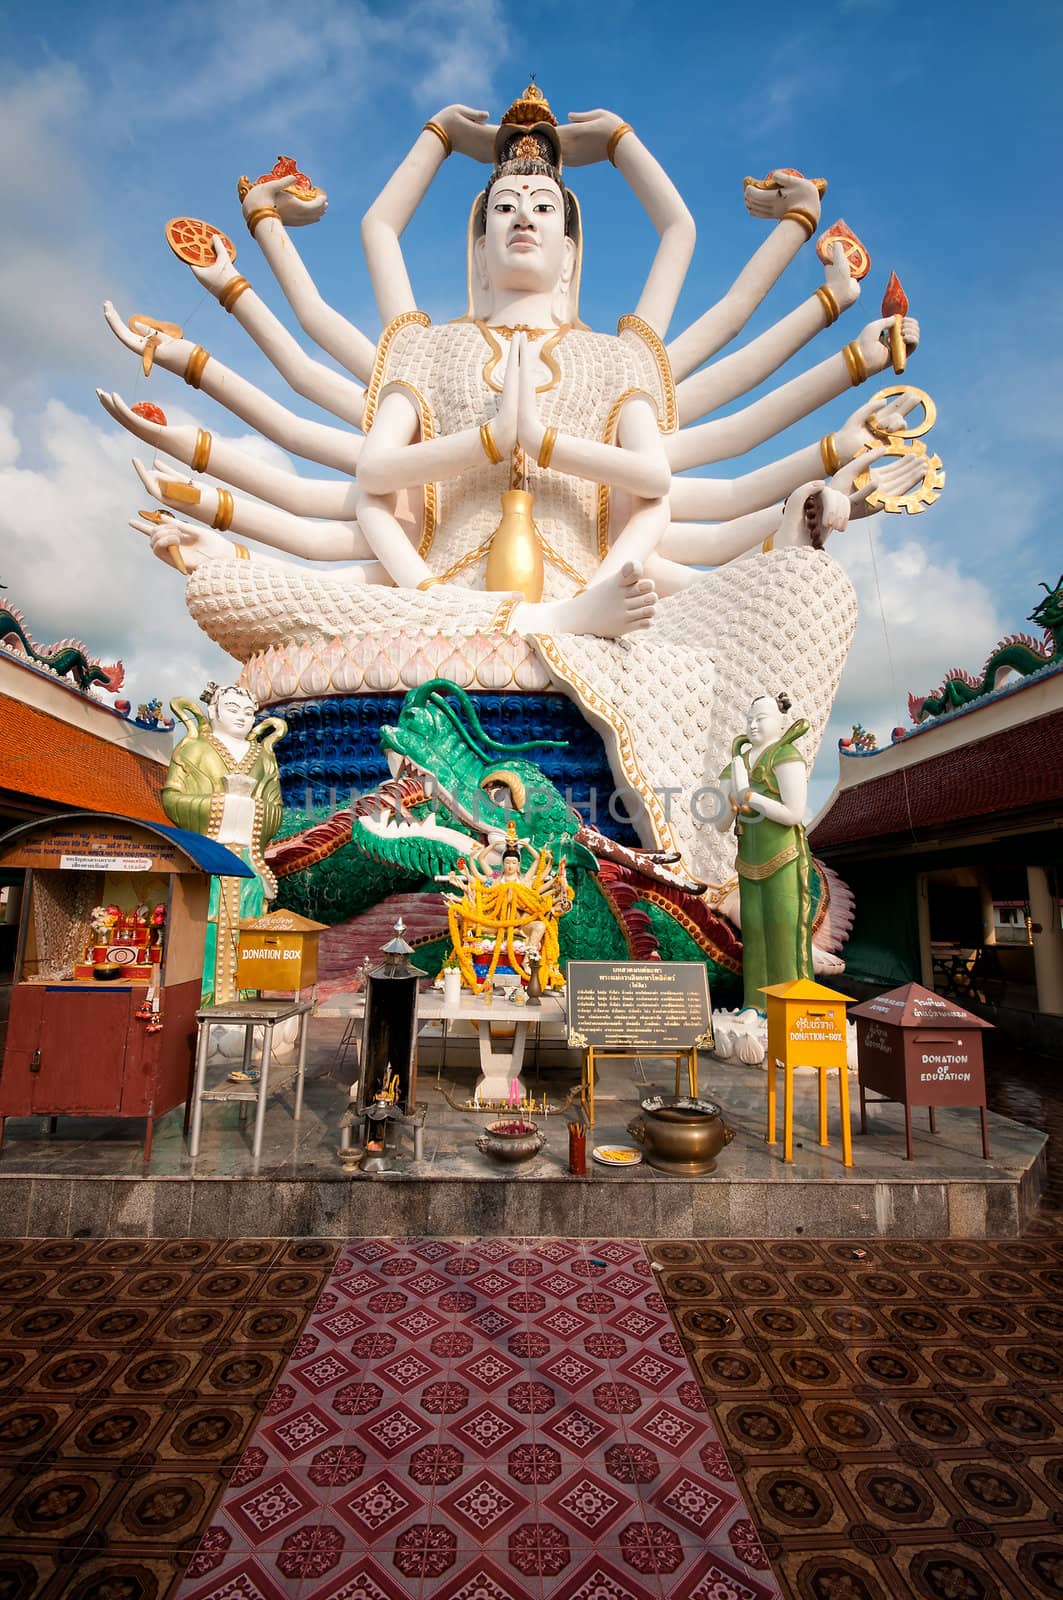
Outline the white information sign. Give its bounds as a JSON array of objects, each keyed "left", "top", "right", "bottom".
[{"left": 59, "top": 854, "right": 154, "bottom": 872}]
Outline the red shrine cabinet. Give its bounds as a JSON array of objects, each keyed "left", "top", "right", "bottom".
[{"left": 0, "top": 812, "right": 252, "bottom": 1161}]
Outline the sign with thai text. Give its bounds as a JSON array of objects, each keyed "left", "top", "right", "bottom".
[{"left": 566, "top": 961, "right": 712, "bottom": 1052}]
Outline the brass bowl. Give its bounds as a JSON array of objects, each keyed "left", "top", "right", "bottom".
[{"left": 627, "top": 1095, "right": 733, "bottom": 1176}]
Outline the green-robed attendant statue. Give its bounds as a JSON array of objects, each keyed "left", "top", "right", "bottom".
[
  {"left": 718, "top": 692, "right": 814, "bottom": 1019},
  {"left": 162, "top": 683, "right": 287, "bottom": 1003}
]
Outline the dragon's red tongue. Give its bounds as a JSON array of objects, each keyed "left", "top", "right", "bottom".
[{"left": 881, "top": 270, "right": 909, "bottom": 318}]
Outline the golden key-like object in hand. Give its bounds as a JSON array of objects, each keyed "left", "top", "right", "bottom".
[{"left": 855, "top": 385, "right": 946, "bottom": 514}]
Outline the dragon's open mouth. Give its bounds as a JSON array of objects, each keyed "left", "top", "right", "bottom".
[{"left": 355, "top": 750, "right": 510, "bottom": 859}]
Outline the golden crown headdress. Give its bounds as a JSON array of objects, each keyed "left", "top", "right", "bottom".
[{"left": 494, "top": 81, "right": 562, "bottom": 173}]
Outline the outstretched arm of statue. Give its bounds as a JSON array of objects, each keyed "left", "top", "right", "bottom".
[
  {"left": 189, "top": 235, "right": 365, "bottom": 427},
  {"left": 131, "top": 457, "right": 375, "bottom": 564},
  {"left": 132, "top": 510, "right": 388, "bottom": 588},
  {"left": 667, "top": 314, "right": 920, "bottom": 472},
  {"left": 362, "top": 104, "right": 497, "bottom": 325},
  {"left": 666, "top": 171, "right": 825, "bottom": 381},
  {"left": 240, "top": 175, "right": 376, "bottom": 382},
  {"left": 661, "top": 506, "right": 784, "bottom": 565},
  {"left": 102, "top": 304, "right": 361, "bottom": 473},
  {"left": 560, "top": 110, "right": 696, "bottom": 339},
  {"left": 676, "top": 244, "right": 860, "bottom": 426},
  {"left": 98, "top": 392, "right": 362, "bottom": 520}
]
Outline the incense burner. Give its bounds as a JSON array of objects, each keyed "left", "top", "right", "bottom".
[
  {"left": 626, "top": 1095, "right": 733, "bottom": 1176},
  {"left": 476, "top": 1118, "right": 545, "bottom": 1165}
]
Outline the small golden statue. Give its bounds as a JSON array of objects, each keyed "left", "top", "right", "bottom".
[{"left": 439, "top": 823, "right": 571, "bottom": 993}]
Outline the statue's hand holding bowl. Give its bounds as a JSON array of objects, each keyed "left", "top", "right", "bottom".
[
  {"left": 241, "top": 173, "right": 327, "bottom": 228},
  {"left": 744, "top": 170, "right": 823, "bottom": 225},
  {"left": 97, "top": 388, "right": 196, "bottom": 461},
  {"left": 436, "top": 104, "right": 496, "bottom": 162},
  {"left": 559, "top": 109, "right": 624, "bottom": 168}
]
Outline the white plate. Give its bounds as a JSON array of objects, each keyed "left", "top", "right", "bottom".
[{"left": 591, "top": 1145, "right": 643, "bottom": 1167}]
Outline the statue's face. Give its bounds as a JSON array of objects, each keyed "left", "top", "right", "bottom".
[
  {"left": 478, "top": 175, "right": 574, "bottom": 296},
  {"left": 501, "top": 854, "right": 521, "bottom": 879},
  {"left": 211, "top": 689, "right": 257, "bottom": 737},
  {"left": 747, "top": 696, "right": 786, "bottom": 743}
]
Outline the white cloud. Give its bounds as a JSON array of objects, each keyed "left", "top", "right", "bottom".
[
  {"left": 88, "top": 0, "right": 508, "bottom": 131},
  {"left": 0, "top": 64, "right": 129, "bottom": 399},
  {"left": 807, "top": 527, "right": 1004, "bottom": 819},
  {"left": 0, "top": 401, "right": 237, "bottom": 707}
]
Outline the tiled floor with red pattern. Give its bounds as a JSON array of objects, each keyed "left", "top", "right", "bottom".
[
  {"left": 176, "top": 1238, "right": 779, "bottom": 1600},
  {"left": 0, "top": 1238, "right": 335, "bottom": 1599}
]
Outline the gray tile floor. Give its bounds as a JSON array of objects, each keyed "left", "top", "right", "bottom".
[
  {"left": 0, "top": 1019, "right": 1047, "bottom": 1238},
  {"left": 0, "top": 1018, "right": 1040, "bottom": 1183}
]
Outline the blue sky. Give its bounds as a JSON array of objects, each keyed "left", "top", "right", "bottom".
[{"left": 2, "top": 0, "right": 1061, "bottom": 815}]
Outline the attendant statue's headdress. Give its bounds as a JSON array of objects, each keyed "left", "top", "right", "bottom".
[{"left": 201, "top": 681, "right": 259, "bottom": 712}]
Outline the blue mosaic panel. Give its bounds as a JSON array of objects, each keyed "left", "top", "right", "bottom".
[{"left": 270, "top": 692, "right": 641, "bottom": 845}]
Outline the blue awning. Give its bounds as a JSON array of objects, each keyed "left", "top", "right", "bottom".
[{"left": 0, "top": 812, "right": 255, "bottom": 878}]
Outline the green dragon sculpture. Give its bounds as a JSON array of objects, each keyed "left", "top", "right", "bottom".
[
  {"left": 0, "top": 602, "right": 124, "bottom": 695},
  {"left": 909, "top": 575, "right": 1063, "bottom": 722},
  {"left": 267, "top": 679, "right": 852, "bottom": 992}
]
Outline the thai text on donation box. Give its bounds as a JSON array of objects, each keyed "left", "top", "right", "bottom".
[
  {"left": 763, "top": 979, "right": 849, "bottom": 1070},
  {"left": 237, "top": 909, "right": 327, "bottom": 993},
  {"left": 849, "top": 983, "right": 990, "bottom": 1108}
]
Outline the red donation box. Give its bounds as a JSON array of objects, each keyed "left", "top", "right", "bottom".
[
  {"left": 0, "top": 812, "right": 254, "bottom": 1163},
  {"left": 849, "top": 982, "right": 992, "bottom": 1160}
]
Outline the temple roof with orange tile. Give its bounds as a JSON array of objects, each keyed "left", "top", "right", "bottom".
[{"left": 0, "top": 693, "right": 168, "bottom": 823}]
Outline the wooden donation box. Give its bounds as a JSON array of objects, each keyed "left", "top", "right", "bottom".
[
  {"left": 0, "top": 812, "right": 254, "bottom": 1161},
  {"left": 237, "top": 909, "right": 327, "bottom": 994},
  {"left": 762, "top": 979, "right": 852, "bottom": 1165},
  {"left": 849, "top": 982, "right": 991, "bottom": 1160}
]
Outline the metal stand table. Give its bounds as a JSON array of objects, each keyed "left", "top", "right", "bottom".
[{"left": 188, "top": 998, "right": 313, "bottom": 1166}]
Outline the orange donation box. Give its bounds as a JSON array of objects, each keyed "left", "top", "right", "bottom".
[
  {"left": 762, "top": 978, "right": 852, "bottom": 1166},
  {"left": 237, "top": 909, "right": 327, "bottom": 994}
]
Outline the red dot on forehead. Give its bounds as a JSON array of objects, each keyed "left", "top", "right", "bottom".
[{"left": 522, "top": 184, "right": 529, "bottom": 189}]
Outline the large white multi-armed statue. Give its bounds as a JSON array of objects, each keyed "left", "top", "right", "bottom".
[{"left": 99, "top": 85, "right": 930, "bottom": 912}]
